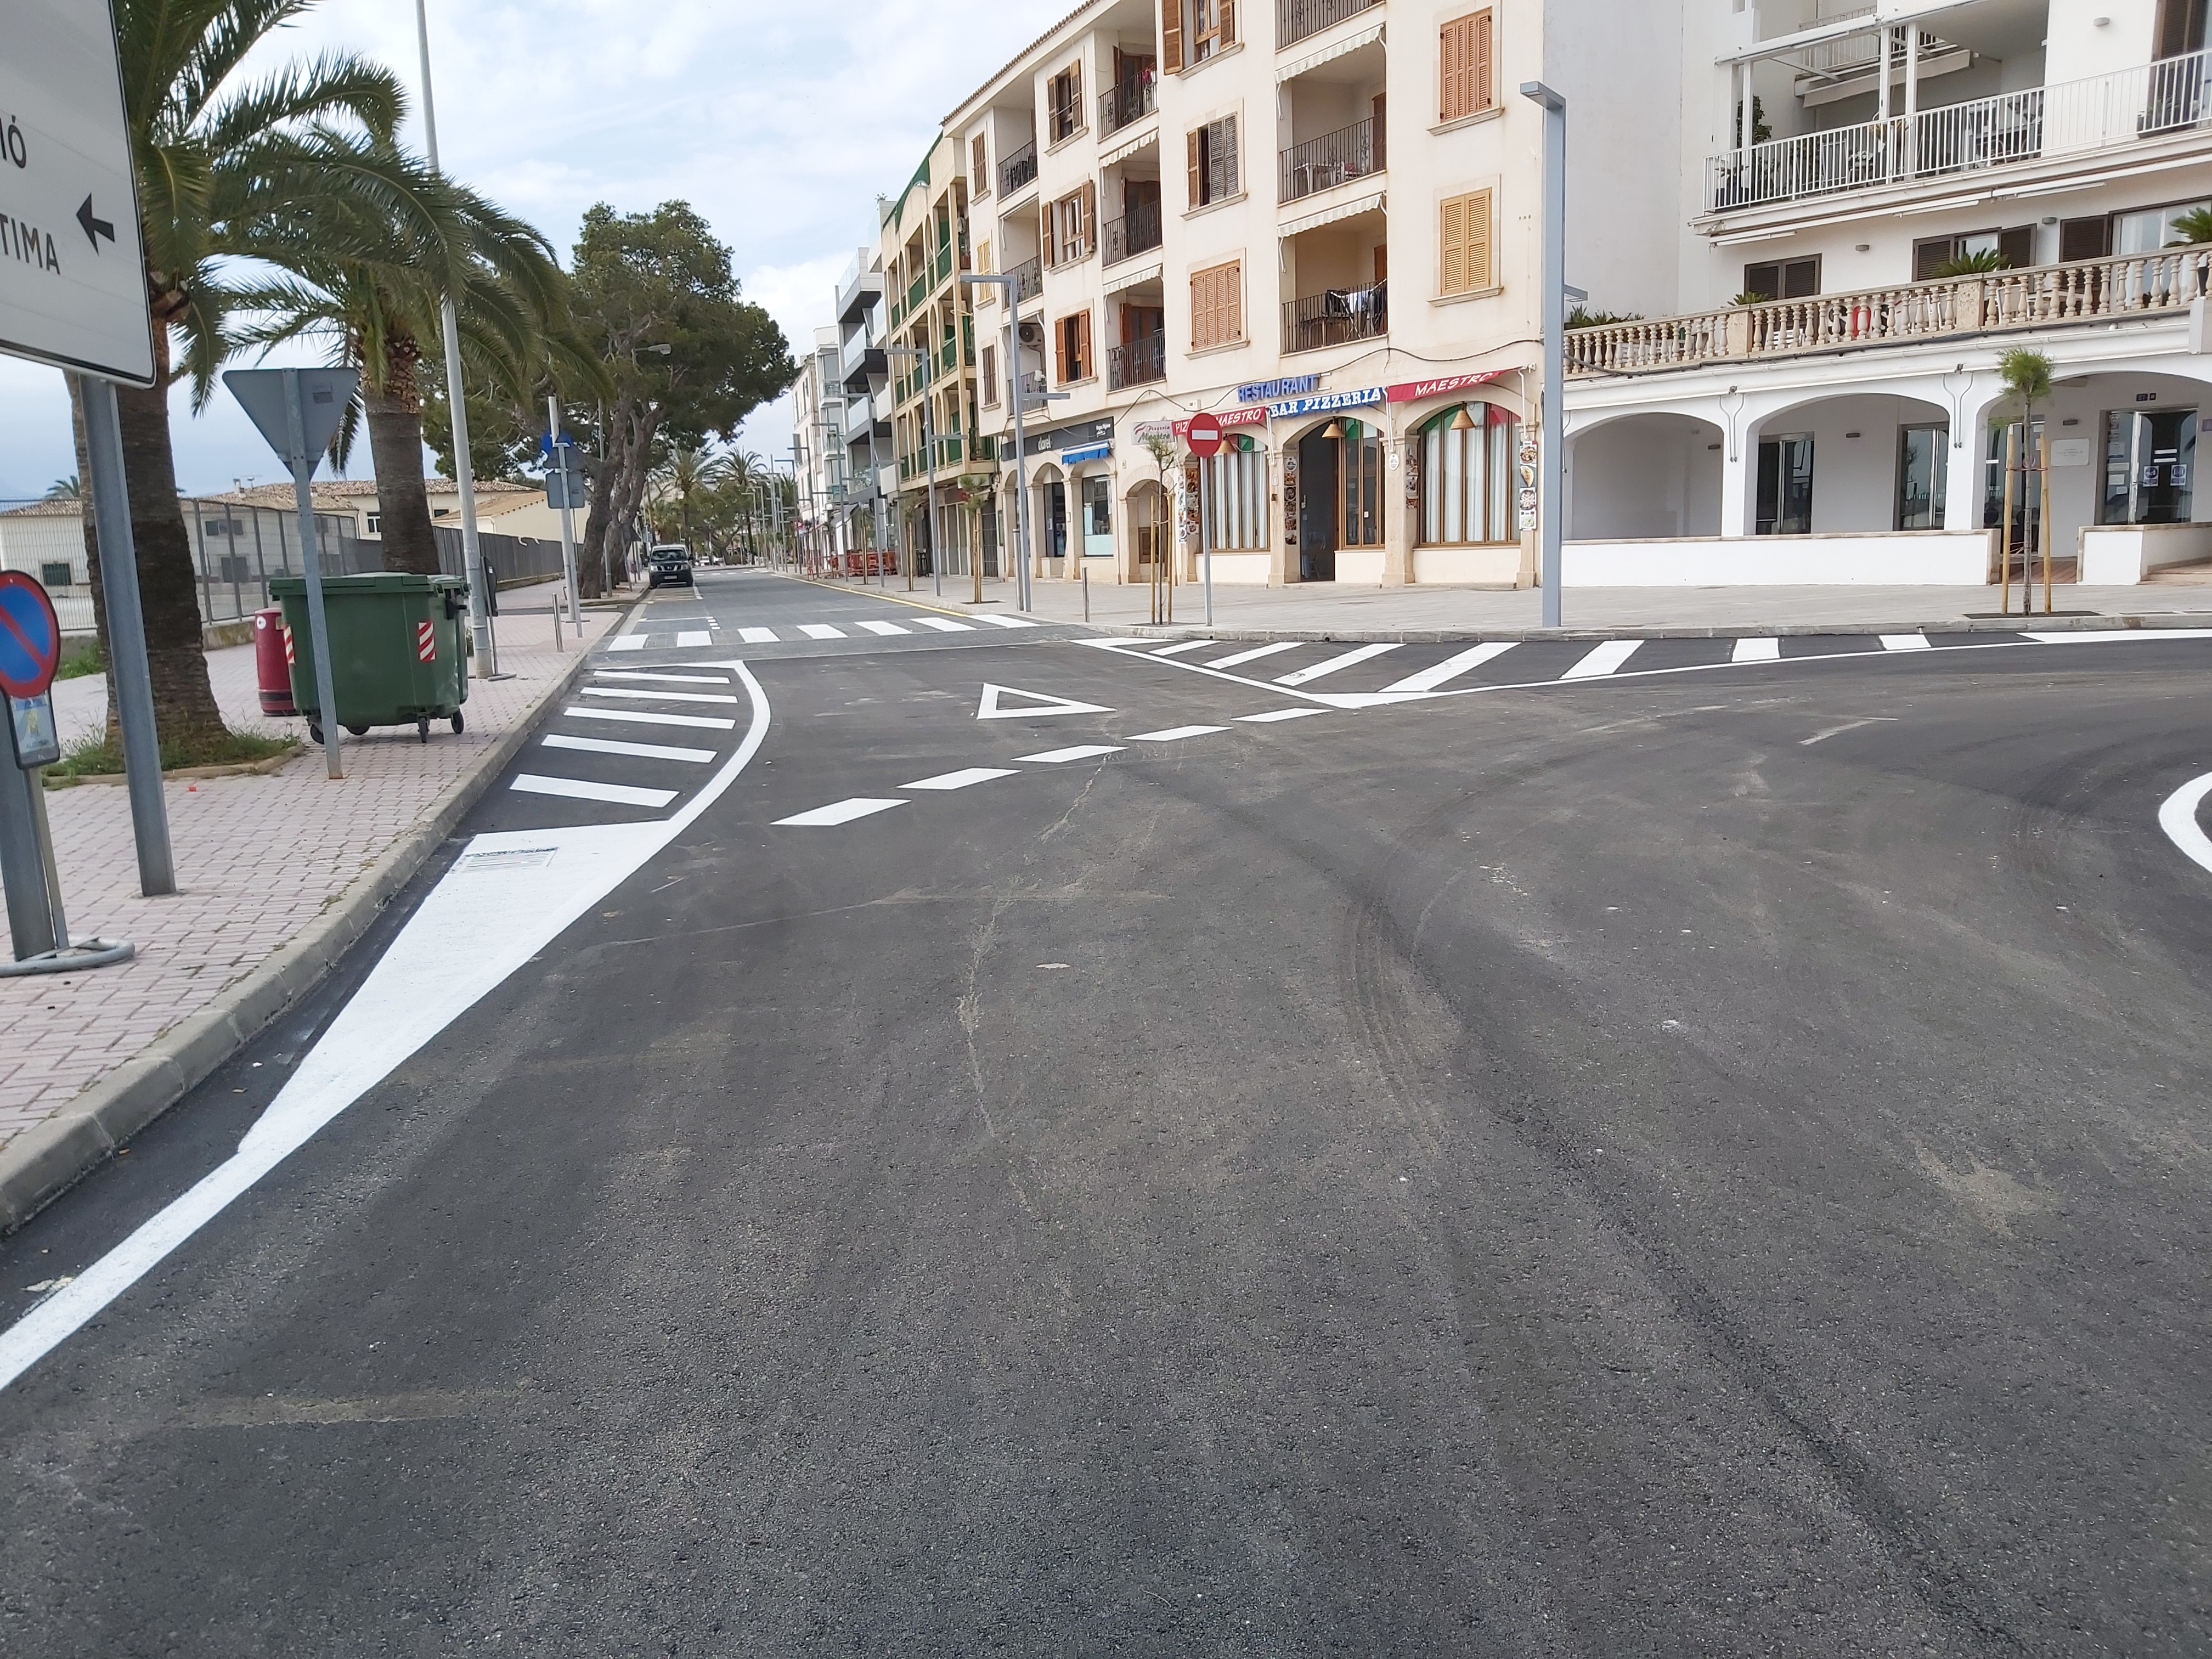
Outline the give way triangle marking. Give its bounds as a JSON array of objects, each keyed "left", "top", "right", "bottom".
[{"left": 977, "top": 683, "right": 1113, "bottom": 720}]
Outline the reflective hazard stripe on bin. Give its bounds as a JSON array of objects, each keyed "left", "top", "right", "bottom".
[
  {"left": 416, "top": 620, "right": 436, "bottom": 662},
  {"left": 283, "top": 624, "right": 294, "bottom": 665}
]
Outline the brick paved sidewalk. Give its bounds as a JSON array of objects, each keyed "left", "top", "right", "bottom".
[{"left": 0, "top": 604, "right": 613, "bottom": 1160}]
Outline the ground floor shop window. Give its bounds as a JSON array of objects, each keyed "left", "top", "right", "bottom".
[
  {"left": 1340, "top": 422, "right": 1385, "bottom": 548},
  {"left": 1199, "top": 443, "right": 1268, "bottom": 549},
  {"left": 2101, "top": 407, "right": 2198, "bottom": 524},
  {"left": 1418, "top": 402, "right": 1519, "bottom": 545},
  {"left": 1756, "top": 434, "right": 1813, "bottom": 535},
  {"left": 1897, "top": 424, "right": 1948, "bottom": 529}
]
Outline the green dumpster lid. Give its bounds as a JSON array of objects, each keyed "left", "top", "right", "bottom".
[{"left": 268, "top": 572, "right": 469, "bottom": 595}]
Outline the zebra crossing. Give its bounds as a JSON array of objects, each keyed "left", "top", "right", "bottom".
[
  {"left": 505, "top": 662, "right": 752, "bottom": 817},
  {"left": 606, "top": 612, "right": 1037, "bottom": 652}
]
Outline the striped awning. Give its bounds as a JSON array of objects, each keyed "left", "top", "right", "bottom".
[
  {"left": 1280, "top": 189, "right": 1385, "bottom": 239},
  {"left": 1104, "top": 260, "right": 1163, "bottom": 296},
  {"left": 1277, "top": 19, "right": 1384, "bottom": 83},
  {"left": 1100, "top": 126, "right": 1159, "bottom": 171}
]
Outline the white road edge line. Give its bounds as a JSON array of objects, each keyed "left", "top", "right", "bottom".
[
  {"left": 0, "top": 663, "right": 775, "bottom": 1395},
  {"left": 2158, "top": 771, "right": 2212, "bottom": 877}
]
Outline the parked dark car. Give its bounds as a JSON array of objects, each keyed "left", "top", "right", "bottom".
[{"left": 646, "top": 543, "right": 694, "bottom": 588}]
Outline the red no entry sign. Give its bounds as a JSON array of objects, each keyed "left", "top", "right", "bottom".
[
  {"left": 1186, "top": 411, "right": 1224, "bottom": 458},
  {"left": 0, "top": 571, "right": 63, "bottom": 699}
]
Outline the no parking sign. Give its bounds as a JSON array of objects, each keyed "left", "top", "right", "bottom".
[{"left": 0, "top": 572, "right": 62, "bottom": 699}]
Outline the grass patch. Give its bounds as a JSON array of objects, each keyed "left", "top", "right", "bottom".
[
  {"left": 54, "top": 639, "right": 104, "bottom": 680},
  {"left": 45, "top": 728, "right": 300, "bottom": 781}
]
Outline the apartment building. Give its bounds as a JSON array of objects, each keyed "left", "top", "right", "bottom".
[
  {"left": 832, "top": 249, "right": 890, "bottom": 557},
  {"left": 791, "top": 325, "right": 847, "bottom": 562}
]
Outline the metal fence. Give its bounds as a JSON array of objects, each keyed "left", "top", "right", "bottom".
[
  {"left": 431, "top": 523, "right": 570, "bottom": 591},
  {"left": 185, "top": 498, "right": 376, "bottom": 624}
]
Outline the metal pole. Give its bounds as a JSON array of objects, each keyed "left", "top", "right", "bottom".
[
  {"left": 922, "top": 395, "right": 940, "bottom": 603},
  {"left": 1201, "top": 460, "right": 1214, "bottom": 628},
  {"left": 0, "top": 758, "right": 58, "bottom": 958},
  {"left": 27, "top": 776, "right": 68, "bottom": 950},
  {"left": 415, "top": 0, "right": 496, "bottom": 678},
  {"left": 1011, "top": 327, "right": 1032, "bottom": 614},
  {"left": 77, "top": 375, "right": 176, "bottom": 894},
  {"left": 285, "top": 371, "right": 345, "bottom": 778},
  {"left": 548, "top": 397, "right": 582, "bottom": 634},
  {"left": 1521, "top": 81, "right": 1568, "bottom": 630},
  {"left": 2040, "top": 429, "right": 2055, "bottom": 616},
  {"left": 2001, "top": 424, "right": 2017, "bottom": 616}
]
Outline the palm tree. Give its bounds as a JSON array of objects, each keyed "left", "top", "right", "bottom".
[{"left": 45, "top": 476, "right": 81, "bottom": 500}]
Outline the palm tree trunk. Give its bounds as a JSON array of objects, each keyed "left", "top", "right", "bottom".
[{"left": 363, "top": 331, "right": 442, "bottom": 575}]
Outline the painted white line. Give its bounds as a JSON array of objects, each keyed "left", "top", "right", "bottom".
[
  {"left": 1731, "top": 637, "right": 1781, "bottom": 662},
  {"left": 1014, "top": 744, "right": 1125, "bottom": 762},
  {"left": 1277, "top": 643, "right": 1401, "bottom": 686},
  {"left": 977, "top": 684, "right": 1112, "bottom": 719},
  {"left": 0, "top": 663, "right": 775, "bottom": 1395},
  {"left": 579, "top": 687, "right": 740, "bottom": 705},
  {"left": 1151, "top": 640, "right": 1214, "bottom": 657},
  {"left": 774, "top": 798, "right": 908, "bottom": 826},
  {"left": 902, "top": 767, "right": 1022, "bottom": 791},
  {"left": 1207, "top": 641, "right": 1305, "bottom": 669},
  {"left": 1238, "top": 708, "right": 1329, "bottom": 723},
  {"left": 797, "top": 623, "right": 847, "bottom": 640},
  {"left": 857, "top": 619, "right": 912, "bottom": 636},
  {"left": 738, "top": 627, "right": 779, "bottom": 644},
  {"left": 1561, "top": 639, "right": 1644, "bottom": 680},
  {"left": 544, "top": 733, "right": 715, "bottom": 764},
  {"left": 675, "top": 630, "right": 712, "bottom": 647},
  {"left": 563, "top": 706, "right": 737, "bottom": 730},
  {"left": 1880, "top": 633, "right": 1932, "bottom": 651},
  {"left": 2159, "top": 771, "right": 2212, "bottom": 876},
  {"left": 911, "top": 616, "right": 976, "bottom": 632},
  {"left": 594, "top": 670, "right": 731, "bottom": 685},
  {"left": 605, "top": 635, "right": 647, "bottom": 653},
  {"left": 1378, "top": 641, "right": 1517, "bottom": 694},
  {"left": 511, "top": 774, "right": 679, "bottom": 809},
  {"left": 1130, "top": 725, "right": 1228, "bottom": 742},
  {"left": 975, "top": 614, "right": 1039, "bottom": 628},
  {"left": 2024, "top": 628, "right": 2212, "bottom": 645}
]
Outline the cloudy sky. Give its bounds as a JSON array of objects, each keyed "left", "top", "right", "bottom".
[{"left": 0, "top": 0, "right": 1050, "bottom": 501}]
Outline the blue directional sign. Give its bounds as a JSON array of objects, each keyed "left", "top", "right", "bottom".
[{"left": 0, "top": 571, "right": 63, "bottom": 699}]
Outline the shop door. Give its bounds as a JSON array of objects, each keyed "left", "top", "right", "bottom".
[
  {"left": 1045, "top": 481, "right": 1068, "bottom": 561},
  {"left": 1755, "top": 435, "right": 1814, "bottom": 535},
  {"left": 1297, "top": 428, "right": 1339, "bottom": 580},
  {"left": 2101, "top": 409, "right": 2198, "bottom": 524}
]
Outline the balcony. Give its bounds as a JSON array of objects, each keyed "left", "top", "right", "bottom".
[
  {"left": 998, "top": 139, "right": 1038, "bottom": 196},
  {"left": 1101, "top": 76, "right": 1155, "bottom": 137},
  {"left": 900, "top": 434, "right": 1000, "bottom": 479},
  {"left": 1007, "top": 254, "right": 1043, "bottom": 304},
  {"left": 1102, "top": 200, "right": 1163, "bottom": 267},
  {"left": 1566, "top": 246, "right": 2212, "bottom": 377},
  {"left": 1108, "top": 332, "right": 1166, "bottom": 390},
  {"left": 1280, "top": 117, "right": 1381, "bottom": 204},
  {"left": 1278, "top": 0, "right": 1379, "bottom": 51},
  {"left": 1283, "top": 282, "right": 1386, "bottom": 353},
  {"left": 1707, "top": 48, "right": 2212, "bottom": 215}
]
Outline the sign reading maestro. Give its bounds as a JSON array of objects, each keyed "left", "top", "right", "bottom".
[{"left": 0, "top": 0, "right": 155, "bottom": 386}]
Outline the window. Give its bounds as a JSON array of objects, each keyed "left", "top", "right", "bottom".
[
  {"left": 1756, "top": 435, "right": 1814, "bottom": 534},
  {"left": 2100, "top": 408, "right": 2198, "bottom": 524},
  {"left": 1896, "top": 424, "right": 1949, "bottom": 530},
  {"left": 981, "top": 343, "right": 998, "bottom": 404},
  {"left": 1052, "top": 184, "right": 1096, "bottom": 264},
  {"left": 1439, "top": 190, "right": 1493, "bottom": 295},
  {"left": 2060, "top": 216, "right": 2113, "bottom": 262},
  {"left": 1198, "top": 443, "right": 1268, "bottom": 549},
  {"left": 2157, "top": 0, "right": 2207, "bottom": 58},
  {"left": 365, "top": 513, "right": 381, "bottom": 535},
  {"left": 973, "top": 133, "right": 989, "bottom": 194},
  {"left": 1190, "top": 259, "right": 1244, "bottom": 348},
  {"left": 1049, "top": 63, "right": 1084, "bottom": 143},
  {"left": 39, "top": 561, "right": 71, "bottom": 589},
  {"left": 1743, "top": 256, "right": 1820, "bottom": 300},
  {"left": 1419, "top": 403, "right": 1520, "bottom": 545},
  {"left": 1910, "top": 229, "right": 2030, "bottom": 280},
  {"left": 1055, "top": 309, "right": 1093, "bottom": 382},
  {"left": 1191, "top": 0, "right": 1235, "bottom": 61},
  {"left": 1083, "top": 475, "right": 1112, "bottom": 538},
  {"left": 1340, "top": 424, "right": 1385, "bottom": 548},
  {"left": 1187, "top": 115, "right": 1238, "bottom": 207},
  {"left": 1440, "top": 10, "right": 1495, "bottom": 121},
  {"left": 2115, "top": 198, "right": 2212, "bottom": 255}
]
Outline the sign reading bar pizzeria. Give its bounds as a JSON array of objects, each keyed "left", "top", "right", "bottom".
[{"left": 1267, "top": 386, "right": 1385, "bottom": 420}]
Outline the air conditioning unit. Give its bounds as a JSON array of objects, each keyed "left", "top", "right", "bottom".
[{"left": 1017, "top": 318, "right": 1044, "bottom": 346}]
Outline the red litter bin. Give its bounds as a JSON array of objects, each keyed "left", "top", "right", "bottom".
[{"left": 252, "top": 606, "right": 297, "bottom": 716}]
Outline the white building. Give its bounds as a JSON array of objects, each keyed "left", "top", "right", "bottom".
[{"left": 791, "top": 325, "right": 849, "bottom": 565}]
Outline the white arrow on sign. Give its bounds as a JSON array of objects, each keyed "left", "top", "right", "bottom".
[{"left": 977, "top": 683, "right": 1113, "bottom": 720}]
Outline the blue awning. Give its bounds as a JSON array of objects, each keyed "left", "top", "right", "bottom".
[{"left": 1060, "top": 442, "right": 1111, "bottom": 464}]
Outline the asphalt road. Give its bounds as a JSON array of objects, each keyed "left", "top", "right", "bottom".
[{"left": 4, "top": 568, "right": 2210, "bottom": 1656}]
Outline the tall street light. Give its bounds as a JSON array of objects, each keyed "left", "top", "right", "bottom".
[
  {"left": 884, "top": 346, "right": 950, "bottom": 601},
  {"left": 1520, "top": 79, "right": 1568, "bottom": 630},
  {"left": 958, "top": 273, "right": 1038, "bottom": 614}
]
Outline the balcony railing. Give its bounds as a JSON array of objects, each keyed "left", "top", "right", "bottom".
[
  {"left": 901, "top": 434, "right": 1000, "bottom": 478},
  {"left": 998, "top": 139, "right": 1039, "bottom": 196},
  {"left": 1102, "top": 200, "right": 1163, "bottom": 267},
  {"left": 1708, "top": 47, "right": 2212, "bottom": 213},
  {"left": 1566, "top": 247, "right": 2212, "bottom": 377},
  {"left": 1283, "top": 283, "right": 1387, "bottom": 353},
  {"left": 906, "top": 272, "right": 927, "bottom": 313},
  {"left": 1007, "top": 254, "right": 1043, "bottom": 303},
  {"left": 933, "top": 244, "right": 953, "bottom": 287},
  {"left": 1278, "top": 0, "right": 1379, "bottom": 50},
  {"left": 1101, "top": 76, "right": 1155, "bottom": 137},
  {"left": 1108, "top": 332, "right": 1167, "bottom": 390},
  {"left": 1280, "top": 117, "right": 1381, "bottom": 204}
]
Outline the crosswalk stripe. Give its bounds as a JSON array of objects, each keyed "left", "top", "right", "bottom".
[
  {"left": 1277, "top": 643, "right": 1401, "bottom": 686},
  {"left": 1207, "top": 641, "right": 1304, "bottom": 669},
  {"left": 594, "top": 670, "right": 731, "bottom": 684},
  {"left": 1880, "top": 633, "right": 1932, "bottom": 651},
  {"left": 1151, "top": 640, "right": 1213, "bottom": 657},
  {"left": 1237, "top": 708, "right": 1328, "bottom": 723},
  {"left": 1014, "top": 744, "right": 1124, "bottom": 762},
  {"left": 1561, "top": 639, "right": 1644, "bottom": 680},
  {"left": 675, "top": 630, "right": 712, "bottom": 647},
  {"left": 511, "top": 774, "right": 678, "bottom": 808},
  {"left": 912, "top": 616, "right": 976, "bottom": 631},
  {"left": 774, "top": 798, "right": 907, "bottom": 827},
  {"left": 798, "top": 623, "right": 847, "bottom": 639},
  {"left": 580, "top": 686, "right": 740, "bottom": 705},
  {"left": 738, "top": 627, "right": 778, "bottom": 644},
  {"left": 1731, "top": 637, "right": 1780, "bottom": 662},
  {"left": 857, "top": 619, "right": 912, "bottom": 636},
  {"left": 902, "top": 767, "right": 1020, "bottom": 790},
  {"left": 1378, "top": 641, "right": 1517, "bottom": 694},
  {"left": 975, "top": 614, "right": 1037, "bottom": 628},
  {"left": 562, "top": 706, "right": 736, "bottom": 730},
  {"left": 1129, "top": 725, "right": 1227, "bottom": 742},
  {"left": 606, "top": 635, "right": 647, "bottom": 652},
  {"left": 543, "top": 733, "right": 716, "bottom": 764}
]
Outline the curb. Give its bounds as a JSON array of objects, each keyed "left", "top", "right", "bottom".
[
  {"left": 0, "top": 620, "right": 622, "bottom": 1235},
  {"left": 1118, "top": 611, "right": 2212, "bottom": 644}
]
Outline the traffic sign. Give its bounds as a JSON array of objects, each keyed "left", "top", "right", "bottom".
[
  {"left": 1187, "top": 411, "right": 1224, "bottom": 458},
  {"left": 0, "top": 1, "right": 156, "bottom": 386},
  {"left": 0, "top": 573, "right": 63, "bottom": 699},
  {"left": 225, "top": 367, "right": 358, "bottom": 467}
]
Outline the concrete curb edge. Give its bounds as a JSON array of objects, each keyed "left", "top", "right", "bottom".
[
  {"left": 0, "top": 626, "right": 619, "bottom": 1235},
  {"left": 1120, "top": 611, "right": 2212, "bottom": 644}
]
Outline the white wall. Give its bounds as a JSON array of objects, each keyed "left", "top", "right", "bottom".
[
  {"left": 1564, "top": 529, "right": 1991, "bottom": 585},
  {"left": 1549, "top": 0, "right": 1689, "bottom": 321},
  {"left": 2047, "top": 0, "right": 2158, "bottom": 82},
  {"left": 1569, "top": 413, "right": 1722, "bottom": 538}
]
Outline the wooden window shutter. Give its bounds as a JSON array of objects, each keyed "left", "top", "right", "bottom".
[
  {"left": 1191, "top": 266, "right": 1214, "bottom": 348},
  {"left": 1080, "top": 181, "right": 1097, "bottom": 251},
  {"left": 1076, "top": 308, "right": 1092, "bottom": 376},
  {"left": 1473, "top": 11, "right": 1494, "bottom": 111},
  {"left": 1999, "top": 225, "right": 2035, "bottom": 270},
  {"left": 2060, "top": 216, "right": 2112, "bottom": 262},
  {"left": 1466, "top": 190, "right": 1492, "bottom": 289},
  {"left": 1056, "top": 317, "right": 1070, "bottom": 383},
  {"left": 1163, "top": 0, "right": 1183, "bottom": 72},
  {"left": 1188, "top": 128, "right": 1203, "bottom": 208},
  {"left": 973, "top": 133, "right": 988, "bottom": 188},
  {"left": 1440, "top": 195, "right": 1468, "bottom": 294},
  {"left": 1221, "top": 116, "right": 1238, "bottom": 196},
  {"left": 1224, "top": 259, "right": 1242, "bottom": 341},
  {"left": 1220, "top": 0, "right": 1236, "bottom": 48},
  {"left": 1441, "top": 16, "right": 1471, "bottom": 120}
]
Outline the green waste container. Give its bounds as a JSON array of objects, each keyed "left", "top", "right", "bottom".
[{"left": 270, "top": 572, "right": 471, "bottom": 744}]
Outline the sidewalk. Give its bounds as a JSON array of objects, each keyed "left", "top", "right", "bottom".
[{"left": 0, "top": 602, "right": 614, "bottom": 1217}]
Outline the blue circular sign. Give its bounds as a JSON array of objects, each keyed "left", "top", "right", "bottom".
[{"left": 0, "top": 571, "right": 63, "bottom": 699}]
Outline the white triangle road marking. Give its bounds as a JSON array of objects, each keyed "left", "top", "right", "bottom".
[{"left": 977, "top": 683, "right": 1114, "bottom": 720}]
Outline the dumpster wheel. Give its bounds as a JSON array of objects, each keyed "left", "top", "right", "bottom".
[
  {"left": 416, "top": 716, "right": 430, "bottom": 743},
  {"left": 450, "top": 712, "right": 465, "bottom": 735},
  {"left": 307, "top": 723, "right": 323, "bottom": 746}
]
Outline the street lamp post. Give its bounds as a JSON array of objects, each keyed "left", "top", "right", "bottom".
[
  {"left": 885, "top": 346, "right": 949, "bottom": 601},
  {"left": 1520, "top": 80, "right": 1568, "bottom": 630},
  {"left": 958, "top": 273, "right": 1043, "bottom": 614}
]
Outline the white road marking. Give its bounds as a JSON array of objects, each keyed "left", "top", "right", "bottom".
[
  {"left": 675, "top": 630, "right": 712, "bottom": 647},
  {"left": 1150, "top": 640, "right": 1214, "bottom": 657},
  {"left": 975, "top": 614, "right": 1039, "bottom": 628},
  {"left": 911, "top": 617, "right": 976, "bottom": 632},
  {"left": 1731, "top": 637, "right": 1781, "bottom": 662},
  {"left": 1130, "top": 725, "right": 1228, "bottom": 742},
  {"left": 1561, "top": 639, "right": 1645, "bottom": 680},
  {"left": 544, "top": 733, "right": 716, "bottom": 764},
  {"left": 798, "top": 623, "right": 847, "bottom": 639},
  {"left": 594, "top": 670, "right": 731, "bottom": 685},
  {"left": 605, "top": 635, "right": 647, "bottom": 652},
  {"left": 579, "top": 687, "right": 740, "bottom": 705},
  {"left": 738, "top": 627, "right": 779, "bottom": 644},
  {"left": 1378, "top": 642, "right": 1516, "bottom": 694},
  {"left": 902, "top": 767, "right": 1021, "bottom": 790},
  {"left": 1801, "top": 716, "right": 1899, "bottom": 747},
  {"left": 2158, "top": 771, "right": 2212, "bottom": 876},
  {"left": 1014, "top": 744, "right": 1125, "bottom": 762},
  {"left": 1207, "top": 641, "right": 1304, "bottom": 669},
  {"left": 1880, "top": 634, "right": 1932, "bottom": 651},
  {"left": 2024, "top": 628, "right": 2212, "bottom": 644},
  {"left": 0, "top": 663, "right": 775, "bottom": 1395},
  {"left": 857, "top": 619, "right": 912, "bottom": 636},
  {"left": 1238, "top": 708, "right": 1328, "bottom": 723},
  {"left": 511, "top": 774, "right": 679, "bottom": 808},
  {"left": 774, "top": 798, "right": 908, "bottom": 826},
  {"left": 563, "top": 706, "right": 737, "bottom": 730},
  {"left": 1277, "top": 643, "right": 1402, "bottom": 686},
  {"left": 977, "top": 684, "right": 1113, "bottom": 719}
]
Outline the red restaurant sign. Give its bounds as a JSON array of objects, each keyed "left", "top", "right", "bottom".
[
  {"left": 1170, "top": 405, "right": 1268, "bottom": 437},
  {"left": 1384, "top": 370, "right": 1509, "bottom": 404}
]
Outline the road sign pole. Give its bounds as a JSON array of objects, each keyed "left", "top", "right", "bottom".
[
  {"left": 284, "top": 370, "right": 345, "bottom": 780},
  {"left": 548, "top": 398, "right": 582, "bottom": 634},
  {"left": 0, "top": 753, "right": 59, "bottom": 959},
  {"left": 77, "top": 375, "right": 175, "bottom": 895},
  {"left": 1521, "top": 80, "right": 1568, "bottom": 630}
]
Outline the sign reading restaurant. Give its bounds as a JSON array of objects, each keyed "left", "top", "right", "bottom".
[{"left": 1236, "top": 374, "right": 1321, "bottom": 404}]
